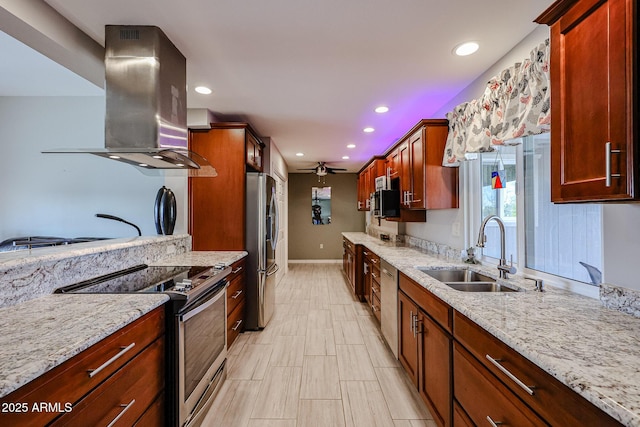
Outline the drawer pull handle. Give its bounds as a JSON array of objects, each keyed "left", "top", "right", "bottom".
[
  {"left": 232, "top": 319, "right": 243, "bottom": 331},
  {"left": 232, "top": 266, "right": 243, "bottom": 274},
  {"left": 231, "top": 290, "right": 243, "bottom": 299},
  {"left": 107, "top": 399, "right": 135, "bottom": 427},
  {"left": 485, "top": 354, "right": 535, "bottom": 395},
  {"left": 486, "top": 415, "right": 503, "bottom": 427},
  {"left": 88, "top": 343, "right": 136, "bottom": 378},
  {"left": 412, "top": 314, "right": 418, "bottom": 338},
  {"left": 409, "top": 310, "right": 414, "bottom": 334}
]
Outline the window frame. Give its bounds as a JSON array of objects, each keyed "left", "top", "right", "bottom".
[{"left": 463, "top": 138, "right": 602, "bottom": 299}]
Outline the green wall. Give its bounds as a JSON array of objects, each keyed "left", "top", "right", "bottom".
[{"left": 288, "top": 173, "right": 364, "bottom": 260}]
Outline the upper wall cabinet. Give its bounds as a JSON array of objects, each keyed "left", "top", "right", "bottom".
[
  {"left": 395, "top": 120, "right": 459, "bottom": 212},
  {"left": 536, "top": 0, "right": 638, "bottom": 202}
]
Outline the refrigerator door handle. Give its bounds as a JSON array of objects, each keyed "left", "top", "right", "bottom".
[
  {"left": 269, "top": 187, "right": 279, "bottom": 251},
  {"left": 266, "top": 263, "right": 279, "bottom": 277}
]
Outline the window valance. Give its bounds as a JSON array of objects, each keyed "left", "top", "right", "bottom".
[{"left": 442, "top": 39, "right": 550, "bottom": 167}]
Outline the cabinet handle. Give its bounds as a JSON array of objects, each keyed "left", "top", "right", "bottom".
[
  {"left": 232, "top": 266, "right": 243, "bottom": 274},
  {"left": 409, "top": 310, "right": 414, "bottom": 334},
  {"left": 372, "top": 273, "right": 377, "bottom": 279},
  {"left": 412, "top": 314, "right": 418, "bottom": 338},
  {"left": 232, "top": 319, "right": 243, "bottom": 331},
  {"left": 485, "top": 354, "right": 535, "bottom": 395},
  {"left": 371, "top": 259, "right": 378, "bottom": 264},
  {"left": 106, "top": 399, "right": 136, "bottom": 427},
  {"left": 231, "top": 290, "right": 243, "bottom": 299},
  {"left": 88, "top": 343, "right": 135, "bottom": 378},
  {"left": 486, "top": 415, "right": 503, "bottom": 427},
  {"left": 605, "top": 142, "right": 622, "bottom": 187},
  {"left": 363, "top": 251, "right": 369, "bottom": 256},
  {"left": 358, "top": 201, "right": 362, "bottom": 209}
]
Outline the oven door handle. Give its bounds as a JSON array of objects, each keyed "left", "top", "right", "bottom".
[{"left": 180, "top": 286, "right": 226, "bottom": 322}]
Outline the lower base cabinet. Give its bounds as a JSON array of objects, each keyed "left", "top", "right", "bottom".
[
  {"left": 226, "top": 258, "right": 246, "bottom": 348},
  {"left": 0, "top": 307, "right": 165, "bottom": 426},
  {"left": 398, "top": 274, "right": 452, "bottom": 427}
]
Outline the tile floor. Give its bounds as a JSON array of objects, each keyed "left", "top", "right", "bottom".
[{"left": 202, "top": 263, "right": 436, "bottom": 427}]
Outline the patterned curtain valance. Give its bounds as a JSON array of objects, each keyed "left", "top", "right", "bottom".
[{"left": 442, "top": 39, "right": 551, "bottom": 167}]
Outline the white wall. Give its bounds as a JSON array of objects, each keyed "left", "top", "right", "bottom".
[
  {"left": 602, "top": 205, "right": 640, "bottom": 291},
  {"left": 0, "top": 96, "right": 187, "bottom": 240}
]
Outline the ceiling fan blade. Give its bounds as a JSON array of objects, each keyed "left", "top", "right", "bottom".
[
  {"left": 329, "top": 168, "right": 347, "bottom": 171},
  {"left": 297, "top": 168, "right": 318, "bottom": 170}
]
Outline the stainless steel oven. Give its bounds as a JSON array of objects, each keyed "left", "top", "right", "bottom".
[
  {"left": 55, "top": 264, "right": 231, "bottom": 427},
  {"left": 177, "top": 279, "right": 227, "bottom": 427}
]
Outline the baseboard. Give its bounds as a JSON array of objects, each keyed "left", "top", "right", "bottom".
[{"left": 288, "top": 259, "right": 342, "bottom": 264}]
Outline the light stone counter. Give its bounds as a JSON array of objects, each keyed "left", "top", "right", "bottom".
[
  {"left": 0, "top": 248, "right": 245, "bottom": 401},
  {"left": 0, "top": 293, "right": 168, "bottom": 399},
  {"left": 151, "top": 250, "right": 248, "bottom": 267},
  {"left": 343, "top": 232, "right": 640, "bottom": 427}
]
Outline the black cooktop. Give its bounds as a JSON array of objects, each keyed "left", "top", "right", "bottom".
[{"left": 54, "top": 264, "right": 226, "bottom": 296}]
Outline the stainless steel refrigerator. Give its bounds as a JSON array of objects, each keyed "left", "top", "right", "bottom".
[{"left": 245, "top": 173, "right": 279, "bottom": 329}]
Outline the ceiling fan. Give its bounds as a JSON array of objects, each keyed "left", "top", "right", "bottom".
[{"left": 297, "top": 162, "right": 347, "bottom": 177}]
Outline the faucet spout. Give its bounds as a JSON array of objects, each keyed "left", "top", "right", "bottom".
[{"left": 476, "top": 215, "right": 516, "bottom": 279}]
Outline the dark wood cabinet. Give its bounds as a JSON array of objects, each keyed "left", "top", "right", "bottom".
[
  {"left": 398, "top": 290, "right": 420, "bottom": 386},
  {"left": 0, "top": 307, "right": 165, "bottom": 426},
  {"left": 189, "top": 122, "right": 263, "bottom": 250},
  {"left": 357, "top": 158, "right": 385, "bottom": 211},
  {"left": 226, "top": 258, "right": 246, "bottom": 348},
  {"left": 362, "top": 248, "right": 381, "bottom": 319},
  {"left": 536, "top": 0, "right": 638, "bottom": 202},
  {"left": 418, "top": 312, "right": 451, "bottom": 427},
  {"left": 453, "top": 311, "right": 623, "bottom": 427},
  {"left": 246, "top": 131, "right": 264, "bottom": 172},
  {"left": 453, "top": 343, "right": 546, "bottom": 427},
  {"left": 398, "top": 273, "right": 452, "bottom": 427},
  {"left": 342, "top": 237, "right": 364, "bottom": 301}
]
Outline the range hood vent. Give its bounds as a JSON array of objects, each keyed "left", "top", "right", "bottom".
[{"left": 44, "top": 25, "right": 216, "bottom": 177}]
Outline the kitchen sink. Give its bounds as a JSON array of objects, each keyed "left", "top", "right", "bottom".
[
  {"left": 418, "top": 268, "right": 495, "bottom": 283},
  {"left": 417, "top": 268, "right": 517, "bottom": 293}
]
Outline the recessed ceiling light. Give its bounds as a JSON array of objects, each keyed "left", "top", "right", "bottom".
[
  {"left": 195, "top": 86, "right": 212, "bottom": 95},
  {"left": 296, "top": 152, "right": 304, "bottom": 157},
  {"left": 454, "top": 42, "right": 479, "bottom": 56},
  {"left": 375, "top": 106, "right": 389, "bottom": 113},
  {"left": 347, "top": 144, "right": 356, "bottom": 149},
  {"left": 363, "top": 127, "right": 375, "bottom": 133},
  {"left": 342, "top": 156, "right": 350, "bottom": 160},
  {"left": 152, "top": 155, "right": 163, "bottom": 159},
  {"left": 108, "top": 155, "right": 121, "bottom": 159},
  {"left": 138, "top": 163, "right": 148, "bottom": 167}
]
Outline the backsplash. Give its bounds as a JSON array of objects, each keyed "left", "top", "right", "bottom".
[
  {"left": 600, "top": 284, "right": 640, "bottom": 318},
  {"left": 0, "top": 235, "right": 190, "bottom": 308},
  {"left": 404, "top": 235, "right": 463, "bottom": 261}
]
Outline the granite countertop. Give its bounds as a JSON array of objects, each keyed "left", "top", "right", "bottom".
[
  {"left": 343, "top": 232, "right": 640, "bottom": 427},
  {"left": 151, "top": 250, "right": 248, "bottom": 267},
  {"left": 0, "top": 294, "right": 168, "bottom": 399},
  {"left": 0, "top": 250, "right": 248, "bottom": 400}
]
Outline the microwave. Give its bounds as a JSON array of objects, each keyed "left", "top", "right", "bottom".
[{"left": 371, "top": 189, "right": 400, "bottom": 218}]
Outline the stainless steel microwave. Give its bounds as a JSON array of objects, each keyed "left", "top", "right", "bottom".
[{"left": 371, "top": 189, "right": 400, "bottom": 218}]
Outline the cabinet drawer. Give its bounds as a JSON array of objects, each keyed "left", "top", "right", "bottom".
[
  {"left": 227, "top": 298, "right": 245, "bottom": 348},
  {"left": 134, "top": 393, "right": 164, "bottom": 427},
  {"left": 372, "top": 292, "right": 381, "bottom": 323},
  {"left": 454, "top": 311, "right": 622, "bottom": 426},
  {"left": 51, "top": 337, "right": 164, "bottom": 426},
  {"left": 227, "top": 271, "right": 246, "bottom": 316},
  {"left": 0, "top": 307, "right": 164, "bottom": 427},
  {"left": 343, "top": 238, "right": 355, "bottom": 253},
  {"left": 399, "top": 272, "right": 451, "bottom": 332},
  {"left": 453, "top": 343, "right": 547, "bottom": 427},
  {"left": 227, "top": 258, "right": 246, "bottom": 282}
]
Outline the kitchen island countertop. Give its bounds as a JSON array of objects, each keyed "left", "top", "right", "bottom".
[
  {"left": 343, "top": 231, "right": 640, "bottom": 427},
  {"left": 0, "top": 250, "right": 248, "bottom": 400}
]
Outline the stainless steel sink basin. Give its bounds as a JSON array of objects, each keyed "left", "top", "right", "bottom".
[
  {"left": 418, "top": 268, "right": 495, "bottom": 283},
  {"left": 445, "top": 282, "right": 516, "bottom": 292},
  {"left": 418, "top": 268, "right": 517, "bottom": 293}
]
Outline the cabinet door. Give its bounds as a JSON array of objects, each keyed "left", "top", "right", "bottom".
[
  {"left": 548, "top": 0, "right": 636, "bottom": 201},
  {"left": 398, "top": 291, "right": 419, "bottom": 386},
  {"left": 418, "top": 311, "right": 452, "bottom": 427},
  {"left": 386, "top": 148, "right": 399, "bottom": 179},
  {"left": 398, "top": 141, "right": 411, "bottom": 207},
  {"left": 409, "top": 129, "right": 425, "bottom": 209}
]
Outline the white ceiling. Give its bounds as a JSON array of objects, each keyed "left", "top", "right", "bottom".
[{"left": 10, "top": 0, "right": 552, "bottom": 172}]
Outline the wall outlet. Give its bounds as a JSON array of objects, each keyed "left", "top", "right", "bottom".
[
  {"left": 320, "top": 243, "right": 324, "bottom": 249},
  {"left": 452, "top": 222, "right": 461, "bottom": 237}
]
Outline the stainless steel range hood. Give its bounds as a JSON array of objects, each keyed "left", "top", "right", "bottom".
[{"left": 44, "top": 25, "right": 216, "bottom": 177}]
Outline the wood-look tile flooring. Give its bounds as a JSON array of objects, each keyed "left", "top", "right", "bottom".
[{"left": 202, "top": 263, "right": 436, "bottom": 427}]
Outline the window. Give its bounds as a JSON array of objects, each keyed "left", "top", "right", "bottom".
[{"left": 475, "top": 134, "right": 602, "bottom": 286}]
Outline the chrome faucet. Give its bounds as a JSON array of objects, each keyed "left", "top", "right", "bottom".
[{"left": 476, "top": 215, "right": 517, "bottom": 279}]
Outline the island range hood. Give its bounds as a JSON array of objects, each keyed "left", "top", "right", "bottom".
[{"left": 44, "top": 25, "right": 216, "bottom": 177}]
